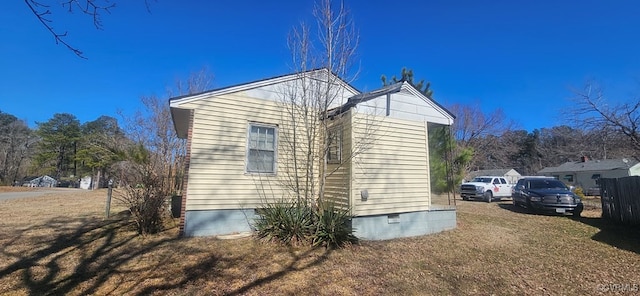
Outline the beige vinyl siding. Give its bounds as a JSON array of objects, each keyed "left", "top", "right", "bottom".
[
  {"left": 323, "top": 112, "right": 352, "bottom": 210},
  {"left": 182, "top": 92, "right": 290, "bottom": 211},
  {"left": 350, "top": 114, "right": 430, "bottom": 216}
]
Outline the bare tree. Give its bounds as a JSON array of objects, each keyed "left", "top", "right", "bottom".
[
  {"left": 571, "top": 82, "right": 640, "bottom": 160},
  {"left": 448, "top": 103, "right": 513, "bottom": 172},
  {"left": 449, "top": 103, "right": 511, "bottom": 144},
  {"left": 169, "top": 66, "right": 215, "bottom": 97},
  {"left": 120, "top": 67, "right": 214, "bottom": 195},
  {"left": 271, "top": 0, "right": 363, "bottom": 206},
  {"left": 253, "top": 0, "right": 370, "bottom": 246},
  {"left": 115, "top": 68, "right": 213, "bottom": 234},
  {"left": 113, "top": 143, "right": 169, "bottom": 234}
]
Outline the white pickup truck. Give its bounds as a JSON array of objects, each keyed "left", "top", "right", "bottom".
[{"left": 460, "top": 176, "right": 513, "bottom": 202}]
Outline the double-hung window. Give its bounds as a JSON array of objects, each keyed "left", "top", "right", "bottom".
[{"left": 246, "top": 123, "right": 277, "bottom": 174}]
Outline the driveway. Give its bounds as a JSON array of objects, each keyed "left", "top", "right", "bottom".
[{"left": 0, "top": 188, "right": 81, "bottom": 201}]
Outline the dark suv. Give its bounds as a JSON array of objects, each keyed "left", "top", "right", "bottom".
[{"left": 512, "top": 177, "right": 583, "bottom": 217}]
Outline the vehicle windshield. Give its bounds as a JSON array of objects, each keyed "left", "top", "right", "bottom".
[
  {"left": 529, "top": 179, "right": 568, "bottom": 190},
  {"left": 472, "top": 177, "right": 493, "bottom": 183}
]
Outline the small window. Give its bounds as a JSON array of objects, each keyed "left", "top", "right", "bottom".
[
  {"left": 246, "top": 123, "right": 277, "bottom": 174},
  {"left": 563, "top": 174, "right": 574, "bottom": 182},
  {"left": 500, "top": 178, "right": 507, "bottom": 184},
  {"left": 327, "top": 126, "right": 342, "bottom": 164},
  {"left": 592, "top": 174, "right": 601, "bottom": 185},
  {"left": 493, "top": 178, "right": 500, "bottom": 184}
]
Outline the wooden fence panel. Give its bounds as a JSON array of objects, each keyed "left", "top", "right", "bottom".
[{"left": 600, "top": 176, "right": 640, "bottom": 225}]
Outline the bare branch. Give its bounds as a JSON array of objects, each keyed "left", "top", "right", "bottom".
[
  {"left": 569, "top": 81, "right": 640, "bottom": 160},
  {"left": 24, "top": 0, "right": 86, "bottom": 58},
  {"left": 25, "top": 0, "right": 119, "bottom": 58},
  {"left": 61, "top": 0, "right": 116, "bottom": 30}
]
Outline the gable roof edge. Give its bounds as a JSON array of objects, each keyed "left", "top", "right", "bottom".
[
  {"left": 399, "top": 82, "right": 456, "bottom": 123},
  {"left": 169, "top": 68, "right": 360, "bottom": 108}
]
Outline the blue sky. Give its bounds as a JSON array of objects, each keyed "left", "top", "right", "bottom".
[{"left": 1, "top": 0, "right": 640, "bottom": 131}]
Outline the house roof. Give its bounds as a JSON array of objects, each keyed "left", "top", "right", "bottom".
[
  {"left": 468, "top": 168, "right": 520, "bottom": 178},
  {"left": 169, "top": 68, "right": 360, "bottom": 106},
  {"left": 170, "top": 69, "right": 457, "bottom": 138},
  {"left": 538, "top": 158, "right": 640, "bottom": 174},
  {"left": 169, "top": 68, "right": 360, "bottom": 138},
  {"left": 327, "top": 81, "right": 455, "bottom": 123}
]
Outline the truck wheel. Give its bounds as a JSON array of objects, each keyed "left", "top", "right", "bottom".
[
  {"left": 484, "top": 191, "right": 493, "bottom": 203},
  {"left": 462, "top": 196, "right": 469, "bottom": 201}
]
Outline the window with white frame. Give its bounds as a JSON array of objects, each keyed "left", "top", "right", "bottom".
[
  {"left": 327, "top": 126, "right": 342, "bottom": 164},
  {"left": 246, "top": 123, "right": 277, "bottom": 173}
]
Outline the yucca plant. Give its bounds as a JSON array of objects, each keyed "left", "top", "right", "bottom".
[
  {"left": 313, "top": 202, "right": 357, "bottom": 248},
  {"left": 253, "top": 199, "right": 315, "bottom": 245}
]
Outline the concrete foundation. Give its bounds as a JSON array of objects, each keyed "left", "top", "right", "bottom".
[
  {"left": 351, "top": 209, "right": 457, "bottom": 240},
  {"left": 183, "top": 208, "right": 456, "bottom": 240},
  {"left": 184, "top": 209, "right": 256, "bottom": 237}
]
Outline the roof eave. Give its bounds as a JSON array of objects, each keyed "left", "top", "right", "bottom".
[{"left": 171, "top": 107, "right": 191, "bottom": 139}]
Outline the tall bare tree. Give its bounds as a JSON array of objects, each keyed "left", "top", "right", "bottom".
[
  {"left": 121, "top": 67, "right": 214, "bottom": 195},
  {"left": 114, "top": 68, "right": 213, "bottom": 234},
  {"left": 274, "top": 0, "right": 367, "bottom": 205},
  {"left": 571, "top": 82, "right": 640, "bottom": 160},
  {"left": 448, "top": 103, "right": 512, "bottom": 173}
]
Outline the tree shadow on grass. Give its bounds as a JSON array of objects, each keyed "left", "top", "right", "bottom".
[
  {"left": 225, "top": 245, "right": 333, "bottom": 296},
  {"left": 0, "top": 211, "right": 334, "bottom": 295},
  {"left": 0, "top": 211, "right": 226, "bottom": 295},
  {"left": 574, "top": 215, "right": 640, "bottom": 255}
]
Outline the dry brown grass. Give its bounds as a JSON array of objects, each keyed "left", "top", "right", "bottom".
[
  {"left": 0, "top": 187, "right": 37, "bottom": 193},
  {"left": 0, "top": 187, "right": 639, "bottom": 295}
]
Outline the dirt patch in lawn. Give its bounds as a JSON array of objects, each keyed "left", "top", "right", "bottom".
[{"left": 1, "top": 190, "right": 639, "bottom": 295}]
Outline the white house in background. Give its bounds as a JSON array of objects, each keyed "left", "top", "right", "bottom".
[
  {"left": 169, "top": 68, "right": 457, "bottom": 240},
  {"left": 79, "top": 176, "right": 92, "bottom": 190},
  {"left": 538, "top": 157, "right": 640, "bottom": 189},
  {"left": 466, "top": 168, "right": 522, "bottom": 184},
  {"left": 23, "top": 175, "right": 57, "bottom": 187}
]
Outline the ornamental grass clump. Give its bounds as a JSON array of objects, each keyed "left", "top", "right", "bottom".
[
  {"left": 254, "top": 199, "right": 357, "bottom": 248},
  {"left": 313, "top": 202, "right": 358, "bottom": 248},
  {"left": 253, "top": 199, "right": 315, "bottom": 245}
]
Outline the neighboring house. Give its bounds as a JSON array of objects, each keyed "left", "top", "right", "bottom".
[
  {"left": 466, "top": 168, "right": 522, "bottom": 184},
  {"left": 79, "top": 176, "right": 92, "bottom": 190},
  {"left": 538, "top": 157, "right": 640, "bottom": 189},
  {"left": 22, "top": 175, "right": 58, "bottom": 187},
  {"left": 170, "top": 68, "right": 456, "bottom": 240}
]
